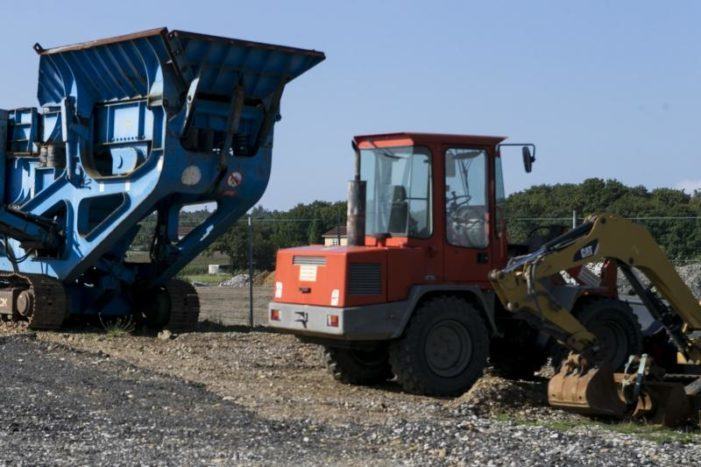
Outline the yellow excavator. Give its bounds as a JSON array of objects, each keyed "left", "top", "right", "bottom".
[{"left": 490, "top": 213, "right": 701, "bottom": 426}]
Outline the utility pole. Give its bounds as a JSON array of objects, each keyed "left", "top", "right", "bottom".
[{"left": 572, "top": 210, "right": 577, "bottom": 229}]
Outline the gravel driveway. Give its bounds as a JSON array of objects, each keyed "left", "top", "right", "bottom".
[
  {"left": 0, "top": 334, "right": 387, "bottom": 465},
  {"left": 1, "top": 330, "right": 700, "bottom": 465}
]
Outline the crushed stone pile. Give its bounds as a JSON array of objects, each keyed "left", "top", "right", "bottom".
[
  {"left": 218, "top": 271, "right": 275, "bottom": 288},
  {"left": 219, "top": 274, "right": 250, "bottom": 288},
  {"left": 617, "top": 263, "right": 701, "bottom": 299},
  {"left": 677, "top": 263, "right": 701, "bottom": 298}
]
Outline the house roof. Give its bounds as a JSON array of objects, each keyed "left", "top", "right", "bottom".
[{"left": 322, "top": 225, "right": 347, "bottom": 237}]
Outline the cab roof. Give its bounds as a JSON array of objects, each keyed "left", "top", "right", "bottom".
[{"left": 354, "top": 132, "right": 506, "bottom": 149}]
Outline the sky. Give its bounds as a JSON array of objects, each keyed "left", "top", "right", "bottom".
[{"left": 1, "top": 1, "right": 699, "bottom": 210}]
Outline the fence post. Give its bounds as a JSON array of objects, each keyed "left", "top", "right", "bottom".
[
  {"left": 572, "top": 210, "right": 577, "bottom": 229},
  {"left": 247, "top": 213, "right": 254, "bottom": 328}
]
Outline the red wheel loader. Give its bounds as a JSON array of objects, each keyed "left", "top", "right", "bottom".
[
  {"left": 269, "top": 132, "right": 577, "bottom": 395},
  {"left": 268, "top": 132, "right": 701, "bottom": 426}
]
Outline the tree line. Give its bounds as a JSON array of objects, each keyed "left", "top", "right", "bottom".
[
  {"left": 506, "top": 178, "right": 701, "bottom": 260},
  {"left": 209, "top": 201, "right": 346, "bottom": 271},
  {"left": 132, "top": 178, "right": 701, "bottom": 271}
]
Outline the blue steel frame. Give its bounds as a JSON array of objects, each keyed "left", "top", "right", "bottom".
[{"left": 0, "top": 28, "right": 324, "bottom": 317}]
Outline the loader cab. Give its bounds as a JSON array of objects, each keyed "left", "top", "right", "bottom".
[{"left": 354, "top": 133, "right": 521, "bottom": 285}]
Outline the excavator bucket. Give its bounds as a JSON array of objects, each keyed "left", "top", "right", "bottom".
[
  {"left": 549, "top": 355, "right": 695, "bottom": 426},
  {"left": 548, "top": 357, "right": 627, "bottom": 417},
  {"left": 622, "top": 377, "right": 692, "bottom": 427}
]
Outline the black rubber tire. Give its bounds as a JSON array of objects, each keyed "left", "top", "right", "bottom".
[
  {"left": 490, "top": 320, "right": 548, "bottom": 380},
  {"left": 323, "top": 346, "right": 392, "bottom": 385},
  {"left": 552, "top": 298, "right": 642, "bottom": 370},
  {"left": 388, "top": 296, "right": 490, "bottom": 396}
]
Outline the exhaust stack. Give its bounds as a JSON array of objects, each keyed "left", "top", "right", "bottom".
[{"left": 346, "top": 143, "right": 366, "bottom": 246}]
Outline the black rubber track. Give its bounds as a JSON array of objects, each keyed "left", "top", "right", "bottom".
[
  {"left": 164, "top": 279, "right": 200, "bottom": 332},
  {"left": 0, "top": 273, "right": 67, "bottom": 330}
]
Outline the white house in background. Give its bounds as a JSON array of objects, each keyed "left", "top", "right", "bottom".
[{"left": 322, "top": 226, "right": 347, "bottom": 246}]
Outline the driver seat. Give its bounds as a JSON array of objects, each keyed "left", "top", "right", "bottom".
[{"left": 388, "top": 185, "right": 408, "bottom": 233}]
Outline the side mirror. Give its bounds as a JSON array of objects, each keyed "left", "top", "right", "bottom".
[
  {"left": 522, "top": 146, "right": 535, "bottom": 173},
  {"left": 496, "top": 143, "right": 536, "bottom": 173}
]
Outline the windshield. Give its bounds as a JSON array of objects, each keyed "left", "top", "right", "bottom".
[{"left": 360, "top": 146, "right": 432, "bottom": 238}]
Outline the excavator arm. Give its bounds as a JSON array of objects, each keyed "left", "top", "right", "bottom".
[
  {"left": 491, "top": 213, "right": 701, "bottom": 360},
  {"left": 489, "top": 213, "right": 701, "bottom": 425}
]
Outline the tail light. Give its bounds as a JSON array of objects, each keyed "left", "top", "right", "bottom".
[
  {"left": 327, "top": 314, "right": 339, "bottom": 327},
  {"left": 270, "top": 309, "right": 280, "bottom": 321}
]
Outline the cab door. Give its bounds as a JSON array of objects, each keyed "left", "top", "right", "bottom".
[{"left": 442, "top": 147, "right": 493, "bottom": 285}]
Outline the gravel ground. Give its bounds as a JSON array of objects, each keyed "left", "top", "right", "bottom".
[{"left": 2, "top": 324, "right": 701, "bottom": 465}]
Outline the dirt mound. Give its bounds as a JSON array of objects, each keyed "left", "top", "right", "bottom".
[
  {"left": 264, "top": 272, "right": 277, "bottom": 286},
  {"left": 253, "top": 271, "right": 273, "bottom": 286},
  {"left": 447, "top": 375, "right": 548, "bottom": 416}
]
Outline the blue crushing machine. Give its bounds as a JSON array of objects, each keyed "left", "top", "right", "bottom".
[{"left": 0, "top": 28, "right": 324, "bottom": 329}]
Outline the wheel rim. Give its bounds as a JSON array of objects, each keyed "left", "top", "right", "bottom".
[
  {"left": 591, "top": 319, "right": 629, "bottom": 368},
  {"left": 424, "top": 319, "right": 473, "bottom": 378}
]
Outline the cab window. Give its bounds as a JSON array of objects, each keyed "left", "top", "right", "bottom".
[
  {"left": 361, "top": 146, "right": 432, "bottom": 238},
  {"left": 445, "top": 148, "right": 488, "bottom": 248}
]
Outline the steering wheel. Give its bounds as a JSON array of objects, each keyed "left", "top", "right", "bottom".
[{"left": 447, "top": 193, "right": 473, "bottom": 219}]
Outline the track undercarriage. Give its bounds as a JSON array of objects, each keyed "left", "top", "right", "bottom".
[
  {"left": 0, "top": 274, "right": 200, "bottom": 332},
  {"left": 0, "top": 273, "right": 66, "bottom": 329}
]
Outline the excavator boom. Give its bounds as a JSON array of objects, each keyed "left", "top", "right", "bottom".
[{"left": 489, "top": 213, "right": 701, "bottom": 425}]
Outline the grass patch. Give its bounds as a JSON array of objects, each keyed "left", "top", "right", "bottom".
[
  {"left": 105, "top": 326, "right": 131, "bottom": 338},
  {"left": 607, "top": 422, "right": 699, "bottom": 444},
  {"left": 495, "top": 412, "right": 700, "bottom": 444},
  {"left": 180, "top": 273, "right": 232, "bottom": 285},
  {"left": 100, "top": 316, "right": 135, "bottom": 338}
]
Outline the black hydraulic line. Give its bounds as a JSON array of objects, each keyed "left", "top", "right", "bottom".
[
  {"left": 502, "top": 221, "right": 596, "bottom": 274},
  {"left": 0, "top": 207, "right": 62, "bottom": 252},
  {"left": 540, "top": 220, "right": 595, "bottom": 254}
]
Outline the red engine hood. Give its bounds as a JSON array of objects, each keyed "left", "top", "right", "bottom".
[{"left": 272, "top": 244, "right": 430, "bottom": 307}]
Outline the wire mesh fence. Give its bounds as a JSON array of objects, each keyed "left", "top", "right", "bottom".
[{"left": 185, "top": 211, "right": 701, "bottom": 327}]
